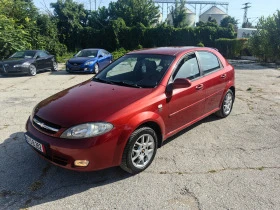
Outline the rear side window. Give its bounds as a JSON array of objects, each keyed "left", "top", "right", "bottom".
[{"left": 197, "top": 51, "right": 221, "bottom": 74}]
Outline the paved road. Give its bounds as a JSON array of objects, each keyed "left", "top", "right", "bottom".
[{"left": 0, "top": 63, "right": 279, "bottom": 209}]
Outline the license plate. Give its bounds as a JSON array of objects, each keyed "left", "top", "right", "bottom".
[{"left": 25, "top": 134, "right": 45, "bottom": 154}]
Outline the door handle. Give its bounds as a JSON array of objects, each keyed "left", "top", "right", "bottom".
[
  {"left": 221, "top": 74, "right": 227, "bottom": 79},
  {"left": 196, "top": 84, "right": 204, "bottom": 90}
]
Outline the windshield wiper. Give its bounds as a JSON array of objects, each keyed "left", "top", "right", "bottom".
[
  {"left": 92, "top": 77, "right": 114, "bottom": 85},
  {"left": 110, "top": 80, "right": 142, "bottom": 88}
]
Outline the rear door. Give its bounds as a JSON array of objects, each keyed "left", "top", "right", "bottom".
[
  {"left": 196, "top": 51, "right": 228, "bottom": 114},
  {"left": 165, "top": 53, "right": 205, "bottom": 135}
]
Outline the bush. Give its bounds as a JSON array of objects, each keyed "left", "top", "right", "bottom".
[
  {"left": 215, "top": 38, "right": 248, "bottom": 58},
  {"left": 111, "top": 48, "right": 129, "bottom": 60}
]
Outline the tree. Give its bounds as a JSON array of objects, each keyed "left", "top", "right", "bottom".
[
  {"left": 220, "top": 16, "right": 238, "bottom": 30},
  {"left": 0, "top": 0, "right": 38, "bottom": 57},
  {"left": 51, "top": 0, "right": 87, "bottom": 51},
  {"left": 248, "top": 10, "right": 280, "bottom": 62},
  {"left": 88, "top": 6, "right": 110, "bottom": 28},
  {"left": 242, "top": 21, "right": 253, "bottom": 28},
  {"left": 168, "top": 0, "right": 188, "bottom": 28},
  {"left": 108, "top": 0, "right": 160, "bottom": 27}
]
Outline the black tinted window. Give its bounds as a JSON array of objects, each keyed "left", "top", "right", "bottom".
[
  {"left": 197, "top": 51, "right": 220, "bottom": 74},
  {"left": 173, "top": 53, "right": 200, "bottom": 80}
]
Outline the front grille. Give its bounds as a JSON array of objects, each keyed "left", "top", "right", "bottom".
[
  {"left": 33, "top": 115, "right": 61, "bottom": 134},
  {"left": 69, "top": 62, "right": 83, "bottom": 66}
]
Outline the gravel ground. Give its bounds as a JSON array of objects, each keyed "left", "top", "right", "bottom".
[{"left": 0, "top": 62, "right": 279, "bottom": 210}]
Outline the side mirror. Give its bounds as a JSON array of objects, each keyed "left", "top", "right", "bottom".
[
  {"left": 173, "top": 78, "right": 192, "bottom": 89},
  {"left": 98, "top": 55, "right": 103, "bottom": 58}
]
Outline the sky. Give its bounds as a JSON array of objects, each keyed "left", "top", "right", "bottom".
[{"left": 33, "top": 0, "right": 279, "bottom": 26}]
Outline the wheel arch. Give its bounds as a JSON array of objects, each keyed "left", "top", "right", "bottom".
[
  {"left": 136, "top": 121, "right": 163, "bottom": 149},
  {"left": 112, "top": 111, "right": 165, "bottom": 166}
]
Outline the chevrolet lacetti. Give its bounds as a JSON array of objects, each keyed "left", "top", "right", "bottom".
[{"left": 25, "top": 47, "right": 235, "bottom": 174}]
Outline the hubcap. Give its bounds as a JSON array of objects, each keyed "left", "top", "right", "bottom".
[
  {"left": 131, "top": 134, "right": 155, "bottom": 169},
  {"left": 223, "top": 93, "right": 233, "bottom": 115},
  {"left": 53, "top": 62, "right": 58, "bottom": 70},
  {"left": 30, "top": 65, "right": 36, "bottom": 75},
  {"left": 94, "top": 64, "right": 99, "bottom": 74}
]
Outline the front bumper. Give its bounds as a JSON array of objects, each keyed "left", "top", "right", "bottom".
[
  {"left": 66, "top": 63, "right": 94, "bottom": 73},
  {"left": 0, "top": 65, "right": 29, "bottom": 75},
  {"left": 25, "top": 117, "right": 122, "bottom": 171}
]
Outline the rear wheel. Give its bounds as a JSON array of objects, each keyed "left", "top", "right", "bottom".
[
  {"left": 51, "top": 61, "right": 58, "bottom": 71},
  {"left": 28, "top": 64, "right": 37, "bottom": 76},
  {"left": 120, "top": 127, "right": 157, "bottom": 174},
  {"left": 215, "top": 89, "right": 234, "bottom": 118}
]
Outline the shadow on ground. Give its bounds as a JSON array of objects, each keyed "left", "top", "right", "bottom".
[
  {"left": 0, "top": 115, "right": 221, "bottom": 209},
  {"left": 0, "top": 132, "right": 131, "bottom": 209}
]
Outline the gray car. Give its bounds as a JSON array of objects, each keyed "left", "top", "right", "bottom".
[{"left": 0, "top": 50, "right": 58, "bottom": 76}]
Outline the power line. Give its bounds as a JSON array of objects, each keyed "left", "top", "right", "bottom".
[{"left": 241, "top": 2, "right": 251, "bottom": 26}]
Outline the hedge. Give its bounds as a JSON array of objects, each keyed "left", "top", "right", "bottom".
[{"left": 215, "top": 38, "right": 249, "bottom": 58}]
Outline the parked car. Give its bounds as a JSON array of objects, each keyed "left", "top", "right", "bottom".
[
  {"left": 25, "top": 47, "right": 235, "bottom": 174},
  {"left": 66, "top": 48, "right": 113, "bottom": 74},
  {"left": 0, "top": 50, "right": 58, "bottom": 76}
]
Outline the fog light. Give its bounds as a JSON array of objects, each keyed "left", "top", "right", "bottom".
[
  {"left": 74, "top": 160, "right": 89, "bottom": 167},
  {"left": 84, "top": 68, "right": 88, "bottom": 71}
]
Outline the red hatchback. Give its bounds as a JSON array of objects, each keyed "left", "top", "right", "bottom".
[{"left": 25, "top": 47, "right": 235, "bottom": 174}]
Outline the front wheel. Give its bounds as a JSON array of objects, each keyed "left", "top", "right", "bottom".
[
  {"left": 215, "top": 89, "right": 234, "bottom": 118},
  {"left": 28, "top": 64, "right": 37, "bottom": 76},
  {"left": 94, "top": 63, "right": 99, "bottom": 74},
  {"left": 120, "top": 127, "right": 157, "bottom": 174}
]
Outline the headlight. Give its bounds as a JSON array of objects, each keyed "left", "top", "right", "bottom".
[
  {"left": 85, "top": 61, "right": 94, "bottom": 66},
  {"left": 60, "top": 122, "right": 113, "bottom": 139},
  {"left": 14, "top": 62, "right": 30, "bottom": 68}
]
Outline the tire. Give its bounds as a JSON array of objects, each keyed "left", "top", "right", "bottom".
[
  {"left": 94, "top": 63, "right": 99, "bottom": 74},
  {"left": 120, "top": 127, "right": 157, "bottom": 174},
  {"left": 28, "top": 64, "right": 37, "bottom": 76},
  {"left": 51, "top": 61, "right": 58, "bottom": 71},
  {"left": 215, "top": 89, "right": 234, "bottom": 118}
]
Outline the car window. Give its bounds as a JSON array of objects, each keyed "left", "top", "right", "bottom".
[
  {"left": 197, "top": 51, "right": 221, "bottom": 74},
  {"left": 10, "top": 51, "right": 36, "bottom": 59},
  {"left": 172, "top": 53, "right": 200, "bottom": 81},
  {"left": 106, "top": 57, "right": 137, "bottom": 77},
  {"left": 95, "top": 54, "right": 174, "bottom": 88},
  {"left": 76, "top": 50, "right": 98, "bottom": 57},
  {"left": 37, "top": 51, "right": 49, "bottom": 58}
]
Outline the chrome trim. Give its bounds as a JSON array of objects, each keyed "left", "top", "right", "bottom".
[{"left": 33, "top": 118, "right": 59, "bottom": 132}]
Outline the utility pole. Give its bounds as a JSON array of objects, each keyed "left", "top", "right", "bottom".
[
  {"left": 89, "top": 0, "right": 97, "bottom": 11},
  {"left": 242, "top": 2, "right": 251, "bottom": 27}
]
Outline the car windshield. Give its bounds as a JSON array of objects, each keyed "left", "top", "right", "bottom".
[
  {"left": 94, "top": 54, "right": 175, "bottom": 88},
  {"left": 10, "top": 51, "right": 36, "bottom": 59},
  {"left": 75, "top": 50, "right": 98, "bottom": 58}
]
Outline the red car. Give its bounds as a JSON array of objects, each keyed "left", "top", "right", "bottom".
[{"left": 25, "top": 47, "right": 235, "bottom": 174}]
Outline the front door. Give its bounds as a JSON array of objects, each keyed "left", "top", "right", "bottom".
[{"left": 165, "top": 53, "right": 205, "bottom": 135}]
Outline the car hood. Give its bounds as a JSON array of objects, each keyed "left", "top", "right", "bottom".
[
  {"left": 34, "top": 80, "right": 153, "bottom": 127},
  {"left": 68, "top": 57, "right": 97, "bottom": 63},
  {"left": 0, "top": 58, "right": 33, "bottom": 65}
]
